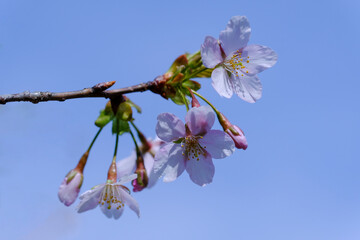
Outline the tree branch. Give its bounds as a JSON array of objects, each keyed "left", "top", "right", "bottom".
[{"left": 0, "top": 80, "right": 157, "bottom": 105}]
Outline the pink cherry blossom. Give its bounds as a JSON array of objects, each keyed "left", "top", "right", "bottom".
[
  {"left": 201, "top": 16, "right": 277, "bottom": 103},
  {"left": 116, "top": 138, "right": 163, "bottom": 191},
  {"left": 152, "top": 106, "right": 235, "bottom": 186},
  {"left": 77, "top": 174, "right": 140, "bottom": 219},
  {"left": 58, "top": 170, "right": 83, "bottom": 206}
]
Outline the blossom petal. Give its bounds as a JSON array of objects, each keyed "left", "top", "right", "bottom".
[
  {"left": 144, "top": 153, "right": 155, "bottom": 175},
  {"left": 199, "top": 130, "right": 235, "bottom": 159},
  {"left": 231, "top": 74, "right": 262, "bottom": 103},
  {"left": 120, "top": 187, "right": 140, "bottom": 217},
  {"left": 112, "top": 205, "right": 125, "bottom": 219},
  {"left": 241, "top": 45, "right": 278, "bottom": 75},
  {"left": 117, "top": 174, "right": 138, "bottom": 185},
  {"left": 219, "top": 16, "right": 251, "bottom": 55},
  {"left": 185, "top": 106, "right": 215, "bottom": 136},
  {"left": 99, "top": 200, "right": 111, "bottom": 218},
  {"left": 144, "top": 153, "right": 157, "bottom": 188},
  {"left": 150, "top": 143, "right": 174, "bottom": 186},
  {"left": 116, "top": 152, "right": 136, "bottom": 179},
  {"left": 185, "top": 153, "right": 215, "bottom": 186},
  {"left": 211, "top": 67, "right": 233, "bottom": 98},
  {"left": 77, "top": 185, "right": 104, "bottom": 213},
  {"left": 156, "top": 113, "right": 185, "bottom": 142},
  {"left": 201, "top": 36, "right": 223, "bottom": 68},
  {"left": 163, "top": 144, "right": 186, "bottom": 182},
  {"left": 100, "top": 202, "right": 124, "bottom": 219}
]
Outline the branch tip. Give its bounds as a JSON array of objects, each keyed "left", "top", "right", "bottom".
[{"left": 92, "top": 81, "right": 116, "bottom": 92}]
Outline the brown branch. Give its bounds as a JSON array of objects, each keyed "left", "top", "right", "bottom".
[{"left": 0, "top": 80, "right": 158, "bottom": 105}]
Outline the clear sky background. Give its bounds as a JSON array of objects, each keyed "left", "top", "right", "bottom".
[{"left": 0, "top": 0, "right": 359, "bottom": 239}]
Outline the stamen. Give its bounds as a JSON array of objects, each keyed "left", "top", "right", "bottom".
[
  {"left": 182, "top": 136, "right": 207, "bottom": 161},
  {"left": 99, "top": 184, "right": 125, "bottom": 211},
  {"left": 223, "top": 51, "right": 250, "bottom": 78}
]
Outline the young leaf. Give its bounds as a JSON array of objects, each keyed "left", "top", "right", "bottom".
[
  {"left": 95, "top": 109, "right": 113, "bottom": 128},
  {"left": 116, "top": 102, "right": 133, "bottom": 121},
  {"left": 112, "top": 119, "right": 130, "bottom": 135}
]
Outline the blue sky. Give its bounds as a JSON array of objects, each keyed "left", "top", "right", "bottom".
[{"left": 0, "top": 0, "right": 360, "bottom": 239}]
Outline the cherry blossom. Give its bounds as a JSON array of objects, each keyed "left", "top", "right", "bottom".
[
  {"left": 201, "top": 16, "right": 277, "bottom": 103},
  {"left": 152, "top": 106, "right": 235, "bottom": 186},
  {"left": 77, "top": 174, "right": 140, "bottom": 219}
]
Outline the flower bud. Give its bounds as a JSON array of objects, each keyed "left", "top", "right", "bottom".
[
  {"left": 188, "top": 88, "right": 200, "bottom": 108},
  {"left": 132, "top": 155, "right": 148, "bottom": 192},
  {"left": 226, "top": 125, "right": 248, "bottom": 150},
  {"left": 217, "top": 112, "right": 248, "bottom": 150},
  {"left": 132, "top": 168, "right": 148, "bottom": 192},
  {"left": 58, "top": 169, "right": 83, "bottom": 206},
  {"left": 58, "top": 151, "right": 89, "bottom": 206}
]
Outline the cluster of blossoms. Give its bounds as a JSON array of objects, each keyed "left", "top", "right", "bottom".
[{"left": 57, "top": 15, "right": 277, "bottom": 219}]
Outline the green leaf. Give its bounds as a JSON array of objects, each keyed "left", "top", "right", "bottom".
[
  {"left": 170, "top": 89, "right": 187, "bottom": 105},
  {"left": 112, "top": 119, "right": 130, "bottom": 135},
  {"left": 116, "top": 102, "right": 133, "bottom": 121},
  {"left": 182, "top": 80, "right": 201, "bottom": 96},
  {"left": 182, "top": 80, "right": 201, "bottom": 91},
  {"left": 95, "top": 109, "right": 113, "bottom": 128},
  {"left": 167, "top": 54, "right": 188, "bottom": 74},
  {"left": 127, "top": 99, "right": 142, "bottom": 113}
]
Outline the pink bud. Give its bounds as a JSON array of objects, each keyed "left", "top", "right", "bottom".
[
  {"left": 187, "top": 88, "right": 200, "bottom": 108},
  {"left": 132, "top": 170, "right": 147, "bottom": 192},
  {"left": 58, "top": 170, "right": 83, "bottom": 206},
  {"left": 132, "top": 179, "right": 145, "bottom": 192},
  {"left": 226, "top": 125, "right": 248, "bottom": 150}
]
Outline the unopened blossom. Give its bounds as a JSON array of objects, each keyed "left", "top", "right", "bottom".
[
  {"left": 201, "top": 16, "right": 278, "bottom": 103},
  {"left": 132, "top": 168, "right": 146, "bottom": 192},
  {"left": 117, "top": 139, "right": 163, "bottom": 191},
  {"left": 152, "top": 106, "right": 235, "bottom": 186},
  {"left": 58, "top": 151, "right": 89, "bottom": 206},
  {"left": 58, "top": 169, "right": 83, "bottom": 206},
  {"left": 77, "top": 174, "right": 140, "bottom": 219},
  {"left": 217, "top": 112, "right": 248, "bottom": 150},
  {"left": 225, "top": 125, "right": 248, "bottom": 150}
]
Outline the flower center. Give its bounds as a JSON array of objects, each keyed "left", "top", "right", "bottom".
[
  {"left": 223, "top": 49, "right": 250, "bottom": 77},
  {"left": 181, "top": 136, "right": 206, "bottom": 161},
  {"left": 99, "top": 184, "right": 125, "bottom": 210}
]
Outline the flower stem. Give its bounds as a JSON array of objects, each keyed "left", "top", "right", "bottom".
[
  {"left": 130, "top": 121, "right": 151, "bottom": 151},
  {"left": 87, "top": 127, "right": 103, "bottom": 152},
  {"left": 113, "top": 119, "right": 120, "bottom": 161},
  {"left": 192, "top": 91, "right": 219, "bottom": 114},
  {"left": 130, "top": 121, "right": 140, "bottom": 135},
  {"left": 129, "top": 129, "right": 141, "bottom": 157},
  {"left": 179, "top": 89, "right": 189, "bottom": 111}
]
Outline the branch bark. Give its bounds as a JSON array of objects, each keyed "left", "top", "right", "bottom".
[{"left": 0, "top": 80, "right": 157, "bottom": 105}]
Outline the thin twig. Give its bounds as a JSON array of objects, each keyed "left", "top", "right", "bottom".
[{"left": 0, "top": 80, "right": 157, "bottom": 105}]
